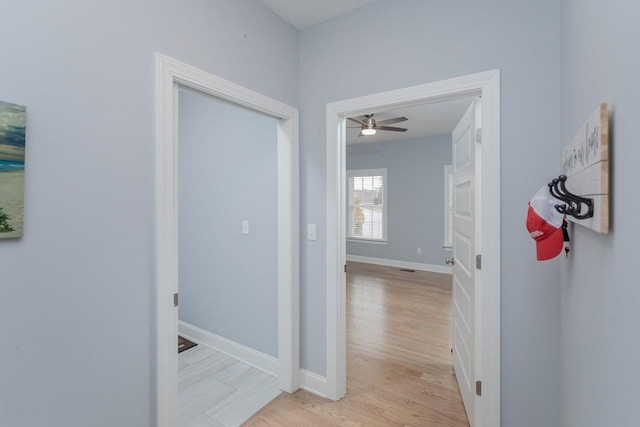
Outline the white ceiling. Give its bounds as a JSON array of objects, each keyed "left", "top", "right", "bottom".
[
  {"left": 258, "top": 0, "right": 378, "bottom": 30},
  {"left": 346, "top": 98, "right": 474, "bottom": 145}
]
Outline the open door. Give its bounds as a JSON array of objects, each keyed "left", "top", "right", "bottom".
[{"left": 451, "top": 98, "right": 480, "bottom": 426}]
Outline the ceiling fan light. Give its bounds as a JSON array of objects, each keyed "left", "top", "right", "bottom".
[{"left": 361, "top": 128, "right": 376, "bottom": 136}]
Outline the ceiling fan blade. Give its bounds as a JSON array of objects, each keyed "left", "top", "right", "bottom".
[
  {"left": 377, "top": 116, "right": 408, "bottom": 126},
  {"left": 376, "top": 126, "right": 408, "bottom": 132},
  {"left": 347, "top": 117, "right": 365, "bottom": 125}
]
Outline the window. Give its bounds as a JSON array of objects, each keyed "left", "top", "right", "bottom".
[
  {"left": 347, "top": 169, "right": 387, "bottom": 242},
  {"left": 443, "top": 165, "right": 453, "bottom": 249}
]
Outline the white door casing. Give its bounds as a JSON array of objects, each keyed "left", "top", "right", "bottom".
[
  {"left": 451, "top": 99, "right": 480, "bottom": 425},
  {"left": 154, "top": 54, "right": 300, "bottom": 427},
  {"left": 326, "top": 71, "right": 500, "bottom": 427}
]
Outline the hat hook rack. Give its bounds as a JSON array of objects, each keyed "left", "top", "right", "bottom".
[{"left": 547, "top": 175, "right": 594, "bottom": 220}]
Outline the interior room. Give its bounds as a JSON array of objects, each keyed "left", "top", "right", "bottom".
[
  {"left": 1, "top": 1, "right": 638, "bottom": 427},
  {"left": 177, "top": 87, "right": 281, "bottom": 425},
  {"left": 340, "top": 99, "right": 475, "bottom": 425}
]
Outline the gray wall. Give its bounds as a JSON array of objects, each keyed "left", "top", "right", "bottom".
[
  {"left": 560, "top": 1, "right": 640, "bottom": 426},
  {"left": 11, "top": 0, "right": 633, "bottom": 425},
  {"left": 178, "top": 88, "right": 278, "bottom": 358},
  {"left": 298, "top": 1, "right": 562, "bottom": 426},
  {"left": 0, "top": 1, "right": 298, "bottom": 426},
  {"left": 346, "top": 136, "right": 452, "bottom": 267}
]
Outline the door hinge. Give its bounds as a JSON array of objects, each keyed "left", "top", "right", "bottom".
[
  {"left": 344, "top": 264, "right": 347, "bottom": 273},
  {"left": 173, "top": 293, "right": 179, "bottom": 307},
  {"left": 476, "top": 254, "right": 482, "bottom": 270},
  {"left": 476, "top": 128, "right": 482, "bottom": 143},
  {"left": 476, "top": 380, "right": 482, "bottom": 396}
]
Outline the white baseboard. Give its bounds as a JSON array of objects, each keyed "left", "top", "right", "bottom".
[
  {"left": 299, "top": 369, "right": 328, "bottom": 398},
  {"left": 179, "top": 321, "right": 330, "bottom": 400},
  {"left": 346, "top": 254, "right": 452, "bottom": 274},
  {"left": 179, "top": 321, "right": 279, "bottom": 377}
]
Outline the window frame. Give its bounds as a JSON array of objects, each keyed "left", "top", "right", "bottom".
[{"left": 346, "top": 168, "right": 388, "bottom": 243}]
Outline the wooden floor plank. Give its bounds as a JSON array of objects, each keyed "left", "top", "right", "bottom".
[{"left": 243, "top": 262, "right": 470, "bottom": 426}]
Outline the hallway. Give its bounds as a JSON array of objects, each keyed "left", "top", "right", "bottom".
[{"left": 245, "top": 261, "right": 469, "bottom": 426}]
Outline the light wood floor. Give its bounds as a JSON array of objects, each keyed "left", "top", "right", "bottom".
[{"left": 243, "top": 262, "right": 470, "bottom": 426}]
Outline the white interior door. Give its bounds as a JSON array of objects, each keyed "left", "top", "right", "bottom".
[{"left": 451, "top": 99, "right": 480, "bottom": 426}]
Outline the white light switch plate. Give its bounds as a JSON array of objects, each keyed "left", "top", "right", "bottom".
[
  {"left": 307, "top": 224, "right": 317, "bottom": 240},
  {"left": 242, "top": 220, "right": 249, "bottom": 235}
]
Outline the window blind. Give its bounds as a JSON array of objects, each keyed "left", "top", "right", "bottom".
[{"left": 347, "top": 169, "right": 387, "bottom": 241}]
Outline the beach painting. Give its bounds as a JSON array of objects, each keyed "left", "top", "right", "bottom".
[{"left": 0, "top": 100, "right": 26, "bottom": 238}]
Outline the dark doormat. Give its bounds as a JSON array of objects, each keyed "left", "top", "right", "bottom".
[{"left": 178, "top": 335, "right": 197, "bottom": 353}]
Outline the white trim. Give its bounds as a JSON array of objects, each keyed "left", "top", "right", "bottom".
[
  {"left": 180, "top": 320, "right": 329, "bottom": 400},
  {"left": 179, "top": 321, "right": 279, "bottom": 377},
  {"left": 155, "top": 54, "right": 300, "bottom": 427},
  {"left": 346, "top": 238, "right": 387, "bottom": 245},
  {"left": 347, "top": 168, "right": 386, "bottom": 176},
  {"left": 326, "top": 70, "right": 501, "bottom": 427},
  {"left": 299, "top": 370, "right": 328, "bottom": 398},
  {"left": 346, "top": 255, "right": 452, "bottom": 274}
]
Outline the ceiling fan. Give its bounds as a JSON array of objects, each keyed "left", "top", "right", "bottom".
[{"left": 347, "top": 114, "right": 408, "bottom": 136}]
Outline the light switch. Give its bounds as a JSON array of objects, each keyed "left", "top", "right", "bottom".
[
  {"left": 242, "top": 220, "right": 249, "bottom": 235},
  {"left": 307, "top": 224, "right": 317, "bottom": 241}
]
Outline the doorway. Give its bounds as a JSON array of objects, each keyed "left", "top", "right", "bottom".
[
  {"left": 154, "top": 54, "right": 300, "bottom": 427},
  {"left": 325, "top": 71, "right": 501, "bottom": 427}
]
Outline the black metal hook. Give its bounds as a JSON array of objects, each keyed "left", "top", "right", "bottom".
[
  {"left": 548, "top": 179, "right": 577, "bottom": 214},
  {"left": 558, "top": 175, "right": 593, "bottom": 219},
  {"left": 551, "top": 177, "right": 585, "bottom": 215},
  {"left": 547, "top": 175, "right": 594, "bottom": 220},
  {"left": 548, "top": 179, "right": 579, "bottom": 215}
]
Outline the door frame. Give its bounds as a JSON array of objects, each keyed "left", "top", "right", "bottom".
[
  {"left": 154, "top": 53, "right": 300, "bottom": 427},
  {"left": 325, "top": 70, "right": 500, "bottom": 427}
]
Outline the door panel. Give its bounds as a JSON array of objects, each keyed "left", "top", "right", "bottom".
[
  {"left": 454, "top": 276, "right": 471, "bottom": 331},
  {"left": 455, "top": 182, "right": 472, "bottom": 218},
  {"left": 452, "top": 99, "right": 478, "bottom": 426}
]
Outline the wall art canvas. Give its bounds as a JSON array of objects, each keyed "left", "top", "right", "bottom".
[{"left": 0, "top": 100, "right": 26, "bottom": 238}]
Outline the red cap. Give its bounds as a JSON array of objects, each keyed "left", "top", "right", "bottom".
[{"left": 526, "top": 186, "right": 564, "bottom": 261}]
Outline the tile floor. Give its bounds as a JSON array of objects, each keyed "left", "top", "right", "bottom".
[{"left": 179, "top": 343, "right": 281, "bottom": 427}]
